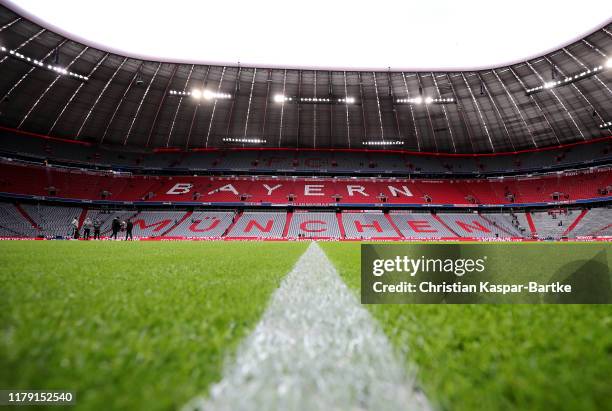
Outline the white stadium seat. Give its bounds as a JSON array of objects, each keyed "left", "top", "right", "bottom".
[
  {"left": 390, "top": 212, "right": 454, "bottom": 239},
  {"left": 287, "top": 212, "right": 341, "bottom": 239},
  {"left": 342, "top": 212, "right": 399, "bottom": 239},
  {"left": 227, "top": 211, "right": 287, "bottom": 238},
  {"left": 0, "top": 203, "right": 39, "bottom": 237},
  {"left": 168, "top": 211, "right": 236, "bottom": 238},
  {"left": 22, "top": 204, "right": 83, "bottom": 238}
]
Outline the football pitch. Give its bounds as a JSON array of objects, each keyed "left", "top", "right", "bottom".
[{"left": 1, "top": 241, "right": 611, "bottom": 411}]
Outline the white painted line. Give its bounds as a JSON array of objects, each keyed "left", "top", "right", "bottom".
[{"left": 183, "top": 242, "right": 431, "bottom": 411}]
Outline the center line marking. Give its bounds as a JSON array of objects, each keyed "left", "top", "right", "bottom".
[{"left": 183, "top": 242, "right": 431, "bottom": 411}]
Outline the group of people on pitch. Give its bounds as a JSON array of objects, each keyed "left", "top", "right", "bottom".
[{"left": 69, "top": 216, "right": 134, "bottom": 240}]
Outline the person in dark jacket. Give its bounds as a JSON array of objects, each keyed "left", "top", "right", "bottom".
[
  {"left": 111, "top": 217, "right": 120, "bottom": 240},
  {"left": 125, "top": 219, "right": 134, "bottom": 241}
]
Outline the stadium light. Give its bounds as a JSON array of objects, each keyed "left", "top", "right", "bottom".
[
  {"left": 396, "top": 97, "right": 453, "bottom": 105},
  {"left": 395, "top": 97, "right": 423, "bottom": 104},
  {"left": 274, "top": 95, "right": 355, "bottom": 104},
  {"left": 0, "top": 45, "right": 89, "bottom": 81},
  {"left": 526, "top": 59, "right": 611, "bottom": 95},
  {"left": 223, "top": 137, "right": 267, "bottom": 144},
  {"left": 274, "top": 94, "right": 291, "bottom": 103},
  {"left": 363, "top": 140, "right": 404, "bottom": 146},
  {"left": 169, "top": 89, "right": 232, "bottom": 100},
  {"left": 203, "top": 90, "right": 231, "bottom": 100},
  {"left": 599, "top": 121, "right": 612, "bottom": 130},
  {"left": 169, "top": 90, "right": 190, "bottom": 97},
  {"left": 191, "top": 89, "right": 202, "bottom": 99},
  {"left": 300, "top": 97, "right": 332, "bottom": 103}
]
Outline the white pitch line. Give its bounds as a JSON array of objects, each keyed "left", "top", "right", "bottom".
[{"left": 183, "top": 242, "right": 431, "bottom": 411}]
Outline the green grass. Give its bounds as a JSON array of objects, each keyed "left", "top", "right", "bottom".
[
  {"left": 3, "top": 240, "right": 612, "bottom": 411},
  {"left": 0, "top": 241, "right": 308, "bottom": 411},
  {"left": 321, "top": 242, "right": 612, "bottom": 411}
]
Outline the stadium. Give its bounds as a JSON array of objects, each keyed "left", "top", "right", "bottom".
[{"left": 0, "top": 0, "right": 611, "bottom": 410}]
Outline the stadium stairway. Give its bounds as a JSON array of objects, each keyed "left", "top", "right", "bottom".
[
  {"left": 222, "top": 211, "right": 242, "bottom": 237},
  {"left": 335, "top": 211, "right": 346, "bottom": 238},
  {"left": 282, "top": 212, "right": 293, "bottom": 238},
  {"left": 384, "top": 213, "right": 405, "bottom": 239},
  {"left": 438, "top": 213, "right": 507, "bottom": 239},
  {"left": 161, "top": 211, "right": 193, "bottom": 237},
  {"left": 567, "top": 208, "right": 612, "bottom": 237},
  {"left": 77, "top": 207, "right": 89, "bottom": 230},
  {"left": 478, "top": 213, "right": 519, "bottom": 237},
  {"left": 14, "top": 203, "right": 41, "bottom": 230},
  {"left": 390, "top": 212, "right": 456, "bottom": 239},
  {"left": 529, "top": 211, "right": 574, "bottom": 239},
  {"left": 432, "top": 213, "right": 461, "bottom": 237},
  {"left": 22, "top": 205, "right": 84, "bottom": 238},
  {"left": 0, "top": 203, "right": 40, "bottom": 237},
  {"left": 562, "top": 209, "right": 589, "bottom": 237},
  {"left": 524, "top": 213, "right": 538, "bottom": 237}
]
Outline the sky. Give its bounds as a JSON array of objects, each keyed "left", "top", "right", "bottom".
[{"left": 3, "top": 0, "right": 611, "bottom": 70}]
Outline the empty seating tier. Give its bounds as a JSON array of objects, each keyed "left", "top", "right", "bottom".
[
  {"left": 0, "top": 203, "right": 39, "bottom": 237},
  {"left": 287, "top": 212, "right": 341, "bottom": 239},
  {"left": 168, "top": 211, "right": 236, "bottom": 238},
  {"left": 1, "top": 203, "right": 610, "bottom": 240},
  {"left": 226, "top": 211, "right": 287, "bottom": 238},
  {"left": 342, "top": 212, "right": 400, "bottom": 239},
  {"left": 1, "top": 161, "right": 610, "bottom": 207}
]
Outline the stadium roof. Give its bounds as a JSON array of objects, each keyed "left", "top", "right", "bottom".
[
  {"left": 4, "top": 0, "right": 612, "bottom": 71},
  {"left": 0, "top": 2, "right": 611, "bottom": 153}
]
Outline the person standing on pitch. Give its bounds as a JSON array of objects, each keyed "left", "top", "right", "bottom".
[
  {"left": 111, "top": 217, "right": 120, "bottom": 240},
  {"left": 70, "top": 217, "right": 79, "bottom": 239},
  {"left": 83, "top": 217, "right": 92, "bottom": 240},
  {"left": 93, "top": 218, "right": 101, "bottom": 240},
  {"left": 125, "top": 219, "right": 134, "bottom": 241}
]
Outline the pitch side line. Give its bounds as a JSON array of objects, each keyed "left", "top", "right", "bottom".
[{"left": 183, "top": 242, "right": 431, "bottom": 411}]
